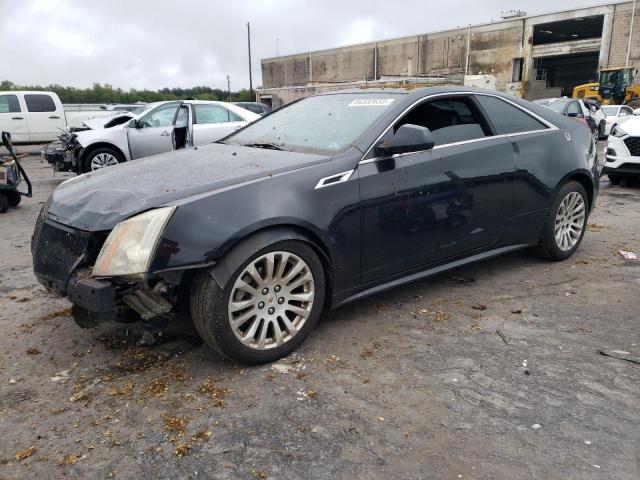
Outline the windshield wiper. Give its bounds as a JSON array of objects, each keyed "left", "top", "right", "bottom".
[{"left": 242, "top": 142, "right": 284, "bottom": 151}]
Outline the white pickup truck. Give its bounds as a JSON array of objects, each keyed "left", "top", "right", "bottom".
[{"left": 0, "top": 91, "right": 117, "bottom": 143}]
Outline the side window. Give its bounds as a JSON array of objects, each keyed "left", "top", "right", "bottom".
[
  {"left": 475, "top": 95, "right": 547, "bottom": 134},
  {"left": 24, "top": 94, "right": 56, "bottom": 112},
  {"left": 566, "top": 102, "right": 581, "bottom": 117},
  {"left": 139, "top": 103, "right": 179, "bottom": 128},
  {"left": 195, "top": 104, "right": 242, "bottom": 124},
  {"left": 395, "top": 96, "right": 490, "bottom": 146},
  {"left": 623, "top": 107, "right": 633, "bottom": 116},
  {"left": 0, "top": 94, "right": 21, "bottom": 113}
]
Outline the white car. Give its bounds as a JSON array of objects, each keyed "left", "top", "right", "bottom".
[
  {"left": 41, "top": 100, "right": 260, "bottom": 173},
  {"left": 601, "top": 105, "right": 635, "bottom": 137},
  {"left": 604, "top": 115, "right": 640, "bottom": 183}
]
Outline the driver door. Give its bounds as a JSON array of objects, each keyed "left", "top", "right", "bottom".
[{"left": 128, "top": 102, "right": 180, "bottom": 159}]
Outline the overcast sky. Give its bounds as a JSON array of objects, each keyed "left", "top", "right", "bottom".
[{"left": 0, "top": 0, "right": 617, "bottom": 91}]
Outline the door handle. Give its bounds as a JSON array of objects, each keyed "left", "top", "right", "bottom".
[
  {"left": 11, "top": 116, "right": 23, "bottom": 120},
  {"left": 233, "top": 126, "right": 242, "bottom": 130},
  {"left": 49, "top": 115, "right": 60, "bottom": 119},
  {"left": 161, "top": 131, "right": 170, "bottom": 136}
]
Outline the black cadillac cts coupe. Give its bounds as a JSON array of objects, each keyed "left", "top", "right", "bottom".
[{"left": 32, "top": 87, "right": 599, "bottom": 364}]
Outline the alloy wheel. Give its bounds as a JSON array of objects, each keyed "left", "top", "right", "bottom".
[
  {"left": 90, "top": 152, "right": 119, "bottom": 170},
  {"left": 228, "top": 251, "right": 315, "bottom": 350},
  {"left": 554, "top": 191, "right": 586, "bottom": 251}
]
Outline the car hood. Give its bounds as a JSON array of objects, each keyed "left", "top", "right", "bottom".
[
  {"left": 82, "top": 113, "right": 133, "bottom": 130},
  {"left": 618, "top": 116, "right": 640, "bottom": 136},
  {"left": 47, "top": 143, "right": 328, "bottom": 231}
]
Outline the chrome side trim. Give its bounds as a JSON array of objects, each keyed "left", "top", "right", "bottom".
[
  {"left": 358, "top": 91, "right": 560, "bottom": 165},
  {"left": 314, "top": 170, "right": 354, "bottom": 189},
  {"left": 359, "top": 128, "right": 555, "bottom": 165}
]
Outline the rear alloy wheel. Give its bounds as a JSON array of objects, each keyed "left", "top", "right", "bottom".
[
  {"left": 535, "top": 181, "right": 588, "bottom": 261},
  {"left": 190, "top": 240, "right": 325, "bottom": 365},
  {"left": 554, "top": 192, "right": 586, "bottom": 252},
  {"left": 83, "top": 147, "right": 123, "bottom": 173}
]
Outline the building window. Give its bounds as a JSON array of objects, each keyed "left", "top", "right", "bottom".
[{"left": 512, "top": 58, "right": 524, "bottom": 82}]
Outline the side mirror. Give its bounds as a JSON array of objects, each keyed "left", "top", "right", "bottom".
[
  {"left": 374, "top": 124, "right": 435, "bottom": 157},
  {"left": 127, "top": 119, "right": 138, "bottom": 128}
]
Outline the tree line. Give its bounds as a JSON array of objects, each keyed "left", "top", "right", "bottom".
[{"left": 0, "top": 80, "right": 253, "bottom": 104}]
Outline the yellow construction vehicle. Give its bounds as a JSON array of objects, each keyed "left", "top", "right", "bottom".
[{"left": 572, "top": 67, "right": 640, "bottom": 107}]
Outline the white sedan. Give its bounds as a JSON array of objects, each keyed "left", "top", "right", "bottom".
[
  {"left": 601, "top": 104, "right": 635, "bottom": 137},
  {"left": 41, "top": 100, "right": 260, "bottom": 173}
]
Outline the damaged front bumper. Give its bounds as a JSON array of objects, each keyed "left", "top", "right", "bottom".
[
  {"left": 65, "top": 272, "right": 175, "bottom": 327},
  {"left": 32, "top": 207, "right": 178, "bottom": 328},
  {"left": 41, "top": 133, "right": 83, "bottom": 173}
]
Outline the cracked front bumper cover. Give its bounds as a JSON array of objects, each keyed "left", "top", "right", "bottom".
[{"left": 67, "top": 275, "right": 117, "bottom": 313}]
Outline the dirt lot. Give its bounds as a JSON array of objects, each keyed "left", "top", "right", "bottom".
[{"left": 1, "top": 153, "right": 639, "bottom": 479}]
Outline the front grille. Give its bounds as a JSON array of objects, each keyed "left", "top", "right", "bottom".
[
  {"left": 624, "top": 137, "right": 640, "bottom": 157},
  {"left": 32, "top": 215, "right": 92, "bottom": 287}
]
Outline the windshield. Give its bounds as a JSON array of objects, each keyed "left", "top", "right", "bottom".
[
  {"left": 226, "top": 93, "right": 401, "bottom": 154},
  {"left": 600, "top": 70, "right": 618, "bottom": 86},
  {"left": 602, "top": 106, "right": 619, "bottom": 116},
  {"left": 133, "top": 102, "right": 166, "bottom": 120}
]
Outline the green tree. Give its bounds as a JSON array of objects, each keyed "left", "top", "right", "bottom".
[{"left": 0, "top": 80, "right": 252, "bottom": 104}]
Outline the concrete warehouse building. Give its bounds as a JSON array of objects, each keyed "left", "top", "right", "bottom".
[{"left": 257, "top": 1, "right": 639, "bottom": 107}]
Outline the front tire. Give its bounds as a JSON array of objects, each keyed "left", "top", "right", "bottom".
[
  {"left": 83, "top": 147, "right": 123, "bottom": 173},
  {"left": 598, "top": 121, "right": 606, "bottom": 140},
  {"left": 190, "top": 240, "right": 326, "bottom": 365},
  {"left": 608, "top": 175, "right": 622, "bottom": 185},
  {"left": 535, "top": 181, "right": 588, "bottom": 261}
]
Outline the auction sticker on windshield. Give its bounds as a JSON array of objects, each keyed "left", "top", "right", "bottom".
[{"left": 348, "top": 99, "right": 395, "bottom": 107}]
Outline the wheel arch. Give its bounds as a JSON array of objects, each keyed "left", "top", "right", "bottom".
[
  {"left": 79, "top": 143, "right": 127, "bottom": 171},
  {"left": 556, "top": 170, "right": 595, "bottom": 210},
  {"left": 198, "top": 225, "right": 334, "bottom": 309}
]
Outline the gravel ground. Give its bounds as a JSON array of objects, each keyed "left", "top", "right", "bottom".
[{"left": 1, "top": 151, "right": 639, "bottom": 479}]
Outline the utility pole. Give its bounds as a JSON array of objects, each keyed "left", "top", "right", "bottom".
[
  {"left": 227, "top": 75, "right": 231, "bottom": 102},
  {"left": 626, "top": 0, "right": 637, "bottom": 67},
  {"left": 247, "top": 22, "right": 253, "bottom": 101}
]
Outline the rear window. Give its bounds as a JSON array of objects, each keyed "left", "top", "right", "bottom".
[
  {"left": 0, "top": 94, "right": 20, "bottom": 113},
  {"left": 25, "top": 94, "right": 56, "bottom": 112},
  {"left": 195, "top": 104, "right": 242, "bottom": 124},
  {"left": 476, "top": 95, "right": 547, "bottom": 134}
]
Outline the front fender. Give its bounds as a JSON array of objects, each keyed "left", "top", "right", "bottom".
[{"left": 77, "top": 128, "right": 131, "bottom": 161}]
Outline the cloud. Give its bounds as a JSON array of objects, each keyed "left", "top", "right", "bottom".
[{"left": 0, "top": 0, "right": 603, "bottom": 91}]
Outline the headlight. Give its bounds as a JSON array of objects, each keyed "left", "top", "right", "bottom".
[
  {"left": 611, "top": 125, "right": 627, "bottom": 138},
  {"left": 92, "top": 206, "right": 176, "bottom": 278}
]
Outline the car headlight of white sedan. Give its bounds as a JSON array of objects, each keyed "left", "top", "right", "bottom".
[{"left": 92, "top": 206, "right": 176, "bottom": 278}]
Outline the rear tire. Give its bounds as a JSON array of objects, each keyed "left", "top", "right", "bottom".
[
  {"left": 5, "top": 191, "right": 21, "bottom": 207},
  {"left": 608, "top": 175, "right": 621, "bottom": 185},
  {"left": 190, "top": 240, "right": 326, "bottom": 365},
  {"left": 82, "top": 147, "right": 123, "bottom": 173},
  {"left": 534, "top": 181, "right": 588, "bottom": 261},
  {"left": 0, "top": 194, "right": 8, "bottom": 214}
]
